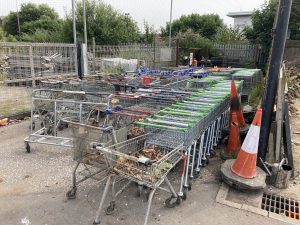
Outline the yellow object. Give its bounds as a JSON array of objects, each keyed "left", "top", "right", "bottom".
[
  {"left": 0, "top": 118, "right": 8, "bottom": 126},
  {"left": 111, "top": 98, "right": 119, "bottom": 104}
]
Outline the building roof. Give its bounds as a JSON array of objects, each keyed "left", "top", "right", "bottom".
[{"left": 227, "top": 11, "right": 253, "bottom": 18}]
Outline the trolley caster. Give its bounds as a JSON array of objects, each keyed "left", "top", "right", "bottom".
[
  {"left": 93, "top": 221, "right": 101, "bottom": 225},
  {"left": 206, "top": 158, "right": 210, "bottom": 165},
  {"left": 46, "top": 127, "right": 54, "bottom": 135},
  {"left": 136, "top": 185, "right": 143, "bottom": 197},
  {"left": 58, "top": 123, "right": 65, "bottom": 131},
  {"left": 29, "top": 122, "right": 35, "bottom": 131},
  {"left": 182, "top": 189, "right": 188, "bottom": 201},
  {"left": 194, "top": 171, "right": 200, "bottom": 179},
  {"left": 25, "top": 142, "right": 31, "bottom": 153},
  {"left": 105, "top": 201, "right": 116, "bottom": 215},
  {"left": 165, "top": 196, "right": 181, "bottom": 208},
  {"left": 210, "top": 150, "right": 217, "bottom": 157},
  {"left": 184, "top": 179, "right": 192, "bottom": 191},
  {"left": 66, "top": 187, "right": 77, "bottom": 200}
]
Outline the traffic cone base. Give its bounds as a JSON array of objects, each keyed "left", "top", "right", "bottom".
[{"left": 221, "top": 159, "right": 267, "bottom": 190}]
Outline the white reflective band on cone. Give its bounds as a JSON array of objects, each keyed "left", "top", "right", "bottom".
[{"left": 241, "top": 125, "right": 260, "bottom": 154}]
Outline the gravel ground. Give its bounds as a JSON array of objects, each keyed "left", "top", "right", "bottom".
[{"left": 0, "top": 119, "right": 294, "bottom": 225}]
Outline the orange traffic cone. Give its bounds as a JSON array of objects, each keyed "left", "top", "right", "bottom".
[
  {"left": 230, "top": 80, "right": 245, "bottom": 127},
  {"left": 226, "top": 112, "right": 241, "bottom": 157},
  {"left": 231, "top": 108, "right": 262, "bottom": 179}
]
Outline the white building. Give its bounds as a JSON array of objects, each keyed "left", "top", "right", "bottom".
[{"left": 227, "top": 11, "right": 253, "bottom": 31}]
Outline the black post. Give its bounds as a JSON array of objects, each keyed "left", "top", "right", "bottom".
[
  {"left": 258, "top": 0, "right": 292, "bottom": 161},
  {"left": 283, "top": 100, "right": 294, "bottom": 177},
  {"left": 76, "top": 42, "right": 83, "bottom": 80}
]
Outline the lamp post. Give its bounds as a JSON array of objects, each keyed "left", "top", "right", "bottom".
[
  {"left": 168, "top": 0, "right": 173, "bottom": 48},
  {"left": 82, "top": 0, "right": 88, "bottom": 45},
  {"left": 15, "top": 0, "right": 21, "bottom": 35},
  {"left": 72, "top": 0, "right": 76, "bottom": 44}
]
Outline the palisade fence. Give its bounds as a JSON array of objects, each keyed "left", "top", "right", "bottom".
[{"left": 213, "top": 43, "right": 267, "bottom": 68}]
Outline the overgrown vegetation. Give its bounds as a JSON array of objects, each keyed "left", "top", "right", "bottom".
[
  {"left": 248, "top": 81, "right": 265, "bottom": 106},
  {"left": 244, "top": 0, "right": 300, "bottom": 60}
]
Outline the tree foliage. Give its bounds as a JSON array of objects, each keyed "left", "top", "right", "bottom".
[
  {"left": 214, "top": 26, "right": 246, "bottom": 44},
  {"left": 162, "top": 14, "right": 224, "bottom": 40},
  {"left": 175, "top": 29, "right": 216, "bottom": 60},
  {"left": 139, "top": 21, "right": 155, "bottom": 44},
  {"left": 0, "top": 27, "right": 17, "bottom": 42},
  {"left": 3, "top": 3, "right": 62, "bottom": 42},
  {"left": 63, "top": 0, "right": 140, "bottom": 44},
  {"left": 244, "top": 0, "right": 300, "bottom": 55}
]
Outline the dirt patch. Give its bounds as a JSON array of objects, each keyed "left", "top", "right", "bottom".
[{"left": 286, "top": 66, "right": 300, "bottom": 114}]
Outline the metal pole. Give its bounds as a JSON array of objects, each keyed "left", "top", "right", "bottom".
[
  {"left": 72, "top": 0, "right": 77, "bottom": 44},
  {"left": 15, "top": 0, "right": 21, "bottom": 35},
  {"left": 82, "top": 0, "right": 88, "bottom": 45},
  {"left": 168, "top": 0, "right": 173, "bottom": 48},
  {"left": 258, "top": 0, "right": 293, "bottom": 161}
]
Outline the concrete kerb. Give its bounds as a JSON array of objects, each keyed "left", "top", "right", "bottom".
[{"left": 216, "top": 183, "right": 300, "bottom": 224}]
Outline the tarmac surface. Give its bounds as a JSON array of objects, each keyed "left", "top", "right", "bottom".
[{"left": 0, "top": 120, "right": 292, "bottom": 225}]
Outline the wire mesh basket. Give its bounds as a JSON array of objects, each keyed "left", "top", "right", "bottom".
[{"left": 96, "top": 133, "right": 183, "bottom": 187}]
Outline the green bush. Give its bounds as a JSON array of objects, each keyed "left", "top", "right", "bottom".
[{"left": 248, "top": 81, "right": 265, "bottom": 106}]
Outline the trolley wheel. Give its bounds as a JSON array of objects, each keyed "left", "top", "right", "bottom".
[
  {"left": 105, "top": 201, "right": 116, "bottom": 215},
  {"left": 206, "top": 158, "right": 210, "bottom": 165},
  {"left": 58, "top": 123, "right": 65, "bottom": 131},
  {"left": 29, "top": 122, "right": 35, "bottom": 131},
  {"left": 25, "top": 142, "right": 31, "bottom": 153},
  {"left": 188, "top": 182, "right": 192, "bottom": 191},
  {"left": 46, "top": 127, "right": 53, "bottom": 135},
  {"left": 210, "top": 150, "right": 217, "bottom": 157},
  {"left": 41, "top": 122, "right": 44, "bottom": 127},
  {"left": 165, "top": 196, "right": 181, "bottom": 208},
  {"left": 182, "top": 189, "right": 188, "bottom": 201},
  {"left": 194, "top": 171, "right": 200, "bottom": 179},
  {"left": 136, "top": 185, "right": 143, "bottom": 197},
  {"left": 66, "top": 187, "right": 77, "bottom": 200}
]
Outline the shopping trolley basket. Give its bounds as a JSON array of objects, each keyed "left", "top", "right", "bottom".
[{"left": 93, "top": 133, "right": 184, "bottom": 225}]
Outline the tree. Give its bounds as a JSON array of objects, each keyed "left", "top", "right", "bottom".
[
  {"left": 161, "top": 13, "right": 224, "bottom": 40},
  {"left": 0, "top": 27, "right": 17, "bottom": 42},
  {"left": 243, "top": 0, "right": 277, "bottom": 55},
  {"left": 62, "top": 0, "right": 140, "bottom": 45},
  {"left": 3, "top": 3, "right": 63, "bottom": 42},
  {"left": 289, "top": 0, "right": 300, "bottom": 40},
  {"left": 175, "top": 29, "right": 216, "bottom": 61},
  {"left": 139, "top": 21, "right": 155, "bottom": 44},
  {"left": 214, "top": 26, "right": 246, "bottom": 44},
  {"left": 244, "top": 0, "right": 300, "bottom": 55}
]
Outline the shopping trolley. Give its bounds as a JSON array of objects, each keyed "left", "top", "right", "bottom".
[{"left": 93, "top": 133, "right": 184, "bottom": 225}]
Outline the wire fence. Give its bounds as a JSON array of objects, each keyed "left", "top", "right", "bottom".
[
  {"left": 0, "top": 42, "right": 78, "bottom": 117},
  {"left": 213, "top": 43, "right": 267, "bottom": 68},
  {"left": 0, "top": 42, "right": 77, "bottom": 86},
  {"left": 87, "top": 43, "right": 176, "bottom": 74}
]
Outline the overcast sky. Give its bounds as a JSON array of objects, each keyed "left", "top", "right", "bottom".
[{"left": 0, "top": 0, "right": 266, "bottom": 30}]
